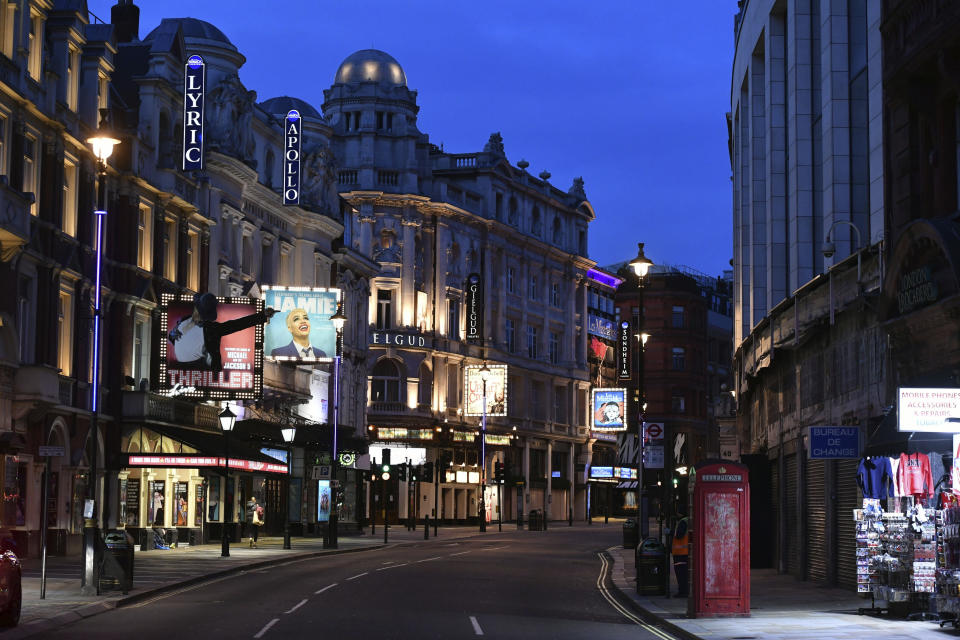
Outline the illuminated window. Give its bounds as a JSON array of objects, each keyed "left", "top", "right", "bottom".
[
  {"left": 0, "top": 112, "right": 7, "bottom": 175},
  {"left": 62, "top": 157, "right": 78, "bottom": 235},
  {"left": 187, "top": 228, "right": 200, "bottom": 291},
  {"left": 137, "top": 202, "right": 153, "bottom": 270},
  {"left": 98, "top": 72, "right": 109, "bottom": 111},
  {"left": 132, "top": 314, "right": 150, "bottom": 387},
  {"left": 376, "top": 289, "right": 393, "bottom": 330},
  {"left": 279, "top": 246, "right": 291, "bottom": 286},
  {"left": 0, "top": 3, "right": 14, "bottom": 59},
  {"left": 23, "top": 134, "right": 38, "bottom": 216},
  {"left": 66, "top": 44, "right": 79, "bottom": 110},
  {"left": 163, "top": 217, "right": 178, "bottom": 282},
  {"left": 58, "top": 288, "right": 73, "bottom": 376},
  {"left": 17, "top": 275, "right": 32, "bottom": 362},
  {"left": 27, "top": 10, "right": 42, "bottom": 81}
]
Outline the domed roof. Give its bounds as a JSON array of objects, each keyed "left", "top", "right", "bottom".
[
  {"left": 144, "top": 18, "right": 234, "bottom": 47},
  {"left": 334, "top": 49, "right": 406, "bottom": 86},
  {"left": 259, "top": 96, "right": 322, "bottom": 120}
]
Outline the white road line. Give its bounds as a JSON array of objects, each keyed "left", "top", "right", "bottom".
[
  {"left": 376, "top": 562, "right": 409, "bottom": 571},
  {"left": 315, "top": 583, "right": 337, "bottom": 594},
  {"left": 346, "top": 572, "right": 368, "bottom": 581},
  {"left": 253, "top": 618, "right": 279, "bottom": 639},
  {"left": 449, "top": 551, "right": 472, "bottom": 556},
  {"left": 596, "top": 551, "right": 675, "bottom": 640},
  {"left": 285, "top": 598, "right": 308, "bottom": 614},
  {"left": 482, "top": 546, "right": 509, "bottom": 551},
  {"left": 415, "top": 556, "right": 442, "bottom": 563},
  {"left": 469, "top": 615, "right": 484, "bottom": 636}
]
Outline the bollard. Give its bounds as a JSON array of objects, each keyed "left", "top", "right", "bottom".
[{"left": 424, "top": 514, "right": 429, "bottom": 540}]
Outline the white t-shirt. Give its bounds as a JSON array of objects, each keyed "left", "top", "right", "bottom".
[
  {"left": 173, "top": 318, "right": 206, "bottom": 362},
  {"left": 889, "top": 457, "right": 901, "bottom": 497}
]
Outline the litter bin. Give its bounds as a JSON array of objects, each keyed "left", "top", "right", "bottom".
[
  {"left": 623, "top": 518, "right": 638, "bottom": 549},
  {"left": 635, "top": 537, "right": 666, "bottom": 596},
  {"left": 529, "top": 509, "right": 543, "bottom": 531},
  {"left": 101, "top": 530, "right": 135, "bottom": 594}
]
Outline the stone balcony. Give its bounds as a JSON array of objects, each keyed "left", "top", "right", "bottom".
[
  {"left": 0, "top": 178, "right": 33, "bottom": 261},
  {"left": 121, "top": 390, "right": 219, "bottom": 430},
  {"left": 13, "top": 365, "right": 63, "bottom": 406}
]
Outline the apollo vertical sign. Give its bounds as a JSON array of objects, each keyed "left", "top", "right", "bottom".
[
  {"left": 182, "top": 55, "right": 205, "bottom": 171},
  {"left": 283, "top": 110, "right": 301, "bottom": 205},
  {"left": 466, "top": 272, "right": 483, "bottom": 343}
]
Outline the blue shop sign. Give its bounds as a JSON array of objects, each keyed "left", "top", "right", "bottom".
[
  {"left": 806, "top": 426, "right": 860, "bottom": 459},
  {"left": 587, "top": 314, "right": 616, "bottom": 340}
]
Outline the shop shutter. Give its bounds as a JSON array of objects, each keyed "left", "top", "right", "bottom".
[
  {"left": 806, "top": 459, "right": 827, "bottom": 582},
  {"left": 771, "top": 461, "right": 780, "bottom": 571},
  {"left": 785, "top": 454, "right": 801, "bottom": 577},
  {"left": 835, "top": 459, "right": 860, "bottom": 589}
]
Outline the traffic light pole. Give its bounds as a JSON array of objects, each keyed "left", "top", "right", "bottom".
[
  {"left": 434, "top": 452, "right": 440, "bottom": 537},
  {"left": 497, "top": 478, "right": 502, "bottom": 532},
  {"left": 382, "top": 473, "right": 389, "bottom": 545}
]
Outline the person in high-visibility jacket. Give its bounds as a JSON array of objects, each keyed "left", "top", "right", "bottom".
[{"left": 671, "top": 515, "right": 689, "bottom": 597}]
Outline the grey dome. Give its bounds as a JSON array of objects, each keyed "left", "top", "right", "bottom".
[
  {"left": 334, "top": 49, "right": 406, "bottom": 86},
  {"left": 144, "top": 18, "right": 234, "bottom": 48},
  {"left": 260, "top": 96, "right": 322, "bottom": 120}
]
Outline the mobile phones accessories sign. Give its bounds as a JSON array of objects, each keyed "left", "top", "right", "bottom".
[
  {"left": 464, "top": 364, "right": 507, "bottom": 416},
  {"left": 898, "top": 387, "right": 960, "bottom": 432},
  {"left": 283, "top": 110, "right": 301, "bottom": 205},
  {"left": 159, "top": 293, "right": 264, "bottom": 400},
  {"left": 182, "top": 55, "right": 205, "bottom": 171}
]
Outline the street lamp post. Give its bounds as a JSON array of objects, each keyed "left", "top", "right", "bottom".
[
  {"left": 219, "top": 406, "right": 236, "bottom": 558},
  {"left": 81, "top": 115, "right": 121, "bottom": 594},
  {"left": 479, "top": 363, "right": 490, "bottom": 533},
  {"left": 329, "top": 304, "right": 347, "bottom": 549},
  {"left": 822, "top": 220, "right": 863, "bottom": 325},
  {"left": 628, "top": 243, "right": 653, "bottom": 545},
  {"left": 281, "top": 426, "right": 296, "bottom": 550}
]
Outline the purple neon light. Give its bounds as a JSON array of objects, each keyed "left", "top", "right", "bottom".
[
  {"left": 91, "top": 210, "right": 106, "bottom": 413},
  {"left": 586, "top": 268, "right": 622, "bottom": 288}
]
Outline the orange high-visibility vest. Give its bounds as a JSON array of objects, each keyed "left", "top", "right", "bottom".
[{"left": 672, "top": 518, "right": 689, "bottom": 556}]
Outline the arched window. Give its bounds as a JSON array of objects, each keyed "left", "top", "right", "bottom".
[
  {"left": 371, "top": 359, "right": 402, "bottom": 404},
  {"left": 417, "top": 361, "right": 432, "bottom": 408}
]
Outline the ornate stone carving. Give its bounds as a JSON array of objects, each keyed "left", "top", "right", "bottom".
[
  {"left": 206, "top": 74, "right": 257, "bottom": 165},
  {"left": 301, "top": 143, "right": 338, "bottom": 209},
  {"left": 568, "top": 176, "right": 587, "bottom": 200},
  {"left": 484, "top": 132, "right": 504, "bottom": 156}
]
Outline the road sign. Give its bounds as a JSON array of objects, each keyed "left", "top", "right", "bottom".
[
  {"left": 39, "top": 446, "right": 65, "bottom": 457},
  {"left": 643, "top": 422, "right": 664, "bottom": 443},
  {"left": 644, "top": 445, "right": 665, "bottom": 469},
  {"left": 312, "top": 465, "right": 331, "bottom": 480}
]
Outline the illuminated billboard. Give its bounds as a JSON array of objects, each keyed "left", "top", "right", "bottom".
[
  {"left": 159, "top": 293, "right": 264, "bottom": 400},
  {"left": 464, "top": 364, "right": 507, "bottom": 417},
  {"left": 591, "top": 388, "right": 627, "bottom": 431},
  {"left": 898, "top": 387, "right": 960, "bottom": 432},
  {"left": 262, "top": 286, "right": 340, "bottom": 362}
]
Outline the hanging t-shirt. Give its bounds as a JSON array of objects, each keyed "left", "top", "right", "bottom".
[
  {"left": 889, "top": 457, "right": 902, "bottom": 497},
  {"left": 899, "top": 452, "right": 934, "bottom": 499},
  {"left": 857, "top": 457, "right": 894, "bottom": 499}
]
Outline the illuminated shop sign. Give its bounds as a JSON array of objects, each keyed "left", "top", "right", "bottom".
[
  {"left": 453, "top": 432, "right": 476, "bottom": 442},
  {"left": 465, "top": 272, "right": 483, "bottom": 343},
  {"left": 377, "top": 428, "right": 434, "bottom": 440},
  {"left": 369, "top": 331, "right": 427, "bottom": 347},
  {"left": 897, "top": 387, "right": 960, "bottom": 432},
  {"left": 283, "top": 110, "right": 301, "bottom": 205},
  {"left": 618, "top": 322, "right": 631, "bottom": 380},
  {"left": 591, "top": 388, "right": 627, "bottom": 431},
  {"left": 182, "top": 55, "right": 205, "bottom": 170},
  {"left": 587, "top": 314, "right": 616, "bottom": 340},
  {"left": 590, "top": 466, "right": 614, "bottom": 478},
  {"left": 127, "top": 455, "right": 287, "bottom": 474},
  {"left": 586, "top": 269, "right": 623, "bottom": 288},
  {"left": 484, "top": 435, "right": 511, "bottom": 446},
  {"left": 260, "top": 447, "right": 288, "bottom": 463}
]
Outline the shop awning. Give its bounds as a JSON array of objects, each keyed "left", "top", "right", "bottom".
[{"left": 124, "top": 424, "right": 288, "bottom": 473}]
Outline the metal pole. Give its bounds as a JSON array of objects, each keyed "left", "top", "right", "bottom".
[
  {"left": 382, "top": 473, "right": 388, "bottom": 545},
  {"left": 221, "top": 432, "right": 230, "bottom": 557},
  {"left": 283, "top": 442, "right": 291, "bottom": 550},
  {"left": 434, "top": 451, "right": 440, "bottom": 536},
  {"left": 330, "top": 337, "right": 341, "bottom": 548},
  {"left": 480, "top": 379, "right": 487, "bottom": 533},
  {"left": 82, "top": 160, "right": 107, "bottom": 594},
  {"left": 40, "top": 458, "right": 49, "bottom": 599},
  {"left": 636, "top": 277, "right": 645, "bottom": 542},
  {"left": 497, "top": 479, "right": 502, "bottom": 532}
]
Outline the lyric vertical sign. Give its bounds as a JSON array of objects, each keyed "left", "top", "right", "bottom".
[
  {"left": 466, "top": 272, "right": 483, "bottom": 343},
  {"left": 618, "top": 321, "right": 631, "bottom": 380},
  {"left": 183, "top": 55, "right": 205, "bottom": 170},
  {"left": 283, "top": 110, "right": 301, "bottom": 205}
]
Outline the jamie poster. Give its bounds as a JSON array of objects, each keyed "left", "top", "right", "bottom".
[
  {"left": 591, "top": 388, "right": 627, "bottom": 431},
  {"left": 464, "top": 364, "right": 508, "bottom": 417},
  {"left": 158, "top": 293, "right": 264, "bottom": 401},
  {"left": 262, "top": 286, "right": 340, "bottom": 362}
]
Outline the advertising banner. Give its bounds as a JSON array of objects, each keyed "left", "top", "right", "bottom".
[
  {"left": 591, "top": 388, "right": 627, "bottom": 431},
  {"left": 618, "top": 321, "right": 631, "bottom": 380},
  {"left": 262, "top": 286, "right": 340, "bottom": 362},
  {"left": 174, "top": 482, "right": 189, "bottom": 526},
  {"left": 283, "top": 110, "right": 301, "bottom": 205},
  {"left": 465, "top": 272, "right": 483, "bottom": 343},
  {"left": 588, "top": 314, "right": 616, "bottom": 340},
  {"left": 123, "top": 478, "right": 139, "bottom": 527},
  {"left": 317, "top": 480, "right": 331, "bottom": 522},
  {"left": 149, "top": 480, "right": 165, "bottom": 526},
  {"left": 806, "top": 426, "right": 860, "bottom": 459},
  {"left": 159, "top": 293, "right": 264, "bottom": 400},
  {"left": 898, "top": 387, "right": 960, "bottom": 432},
  {"left": 464, "top": 364, "right": 507, "bottom": 416},
  {"left": 208, "top": 479, "right": 221, "bottom": 522},
  {"left": 182, "top": 55, "right": 205, "bottom": 171}
]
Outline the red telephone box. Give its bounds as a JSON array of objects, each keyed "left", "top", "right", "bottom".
[{"left": 688, "top": 460, "right": 750, "bottom": 617}]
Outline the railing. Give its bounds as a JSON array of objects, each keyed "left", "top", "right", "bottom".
[
  {"left": 58, "top": 376, "right": 74, "bottom": 407},
  {"left": 122, "top": 391, "right": 220, "bottom": 430},
  {"left": 338, "top": 170, "right": 358, "bottom": 185},
  {"left": 377, "top": 171, "right": 399, "bottom": 186},
  {"left": 454, "top": 155, "right": 477, "bottom": 168},
  {"left": 0, "top": 177, "right": 32, "bottom": 259}
]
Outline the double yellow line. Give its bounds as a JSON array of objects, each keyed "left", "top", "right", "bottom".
[{"left": 596, "top": 551, "right": 677, "bottom": 640}]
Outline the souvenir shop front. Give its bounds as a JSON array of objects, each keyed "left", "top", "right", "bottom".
[
  {"left": 854, "top": 428, "right": 960, "bottom": 620},
  {"left": 118, "top": 425, "right": 288, "bottom": 547}
]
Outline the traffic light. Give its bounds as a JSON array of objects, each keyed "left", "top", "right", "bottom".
[
  {"left": 502, "top": 460, "right": 511, "bottom": 482},
  {"left": 494, "top": 461, "right": 504, "bottom": 483},
  {"left": 412, "top": 465, "right": 421, "bottom": 482},
  {"left": 398, "top": 463, "right": 407, "bottom": 481},
  {"left": 423, "top": 461, "right": 434, "bottom": 483}
]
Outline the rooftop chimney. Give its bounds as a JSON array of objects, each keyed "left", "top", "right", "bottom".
[{"left": 111, "top": 0, "right": 139, "bottom": 44}]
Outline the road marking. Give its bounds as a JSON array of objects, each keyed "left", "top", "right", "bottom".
[
  {"left": 596, "top": 550, "right": 676, "bottom": 640},
  {"left": 469, "top": 615, "right": 484, "bottom": 635},
  {"left": 130, "top": 573, "right": 240, "bottom": 608},
  {"left": 376, "top": 562, "right": 409, "bottom": 571},
  {"left": 449, "top": 551, "right": 472, "bottom": 556},
  {"left": 315, "top": 583, "right": 337, "bottom": 594},
  {"left": 285, "top": 598, "right": 308, "bottom": 614},
  {"left": 482, "top": 545, "right": 509, "bottom": 551},
  {"left": 346, "top": 572, "right": 368, "bottom": 581},
  {"left": 253, "top": 618, "right": 279, "bottom": 638},
  {"left": 415, "top": 556, "right": 442, "bottom": 563}
]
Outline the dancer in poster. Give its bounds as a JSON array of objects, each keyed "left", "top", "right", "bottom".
[{"left": 168, "top": 292, "right": 276, "bottom": 370}]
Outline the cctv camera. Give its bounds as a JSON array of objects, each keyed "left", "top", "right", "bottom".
[{"left": 821, "top": 241, "right": 836, "bottom": 258}]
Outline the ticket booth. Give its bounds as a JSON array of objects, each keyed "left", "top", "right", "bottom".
[{"left": 688, "top": 460, "right": 750, "bottom": 617}]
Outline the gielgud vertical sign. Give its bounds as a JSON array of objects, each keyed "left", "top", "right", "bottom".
[
  {"left": 283, "top": 110, "right": 301, "bottom": 205},
  {"left": 466, "top": 272, "right": 483, "bottom": 343},
  {"left": 182, "top": 55, "right": 205, "bottom": 171}
]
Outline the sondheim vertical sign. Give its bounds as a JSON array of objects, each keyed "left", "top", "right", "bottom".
[
  {"left": 617, "top": 321, "right": 631, "bottom": 380},
  {"left": 466, "top": 272, "right": 483, "bottom": 343},
  {"left": 283, "top": 110, "right": 301, "bottom": 205},
  {"left": 182, "top": 55, "right": 205, "bottom": 171}
]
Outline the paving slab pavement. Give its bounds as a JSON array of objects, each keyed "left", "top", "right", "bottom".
[{"left": 607, "top": 544, "right": 960, "bottom": 640}]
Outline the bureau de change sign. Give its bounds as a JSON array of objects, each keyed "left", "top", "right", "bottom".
[{"left": 806, "top": 426, "right": 860, "bottom": 459}]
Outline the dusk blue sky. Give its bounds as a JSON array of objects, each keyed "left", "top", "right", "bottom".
[{"left": 88, "top": 1, "right": 735, "bottom": 277}]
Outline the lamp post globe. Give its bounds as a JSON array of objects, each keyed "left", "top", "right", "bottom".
[{"left": 281, "top": 427, "right": 296, "bottom": 550}]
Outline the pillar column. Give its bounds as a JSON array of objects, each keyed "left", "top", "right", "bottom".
[
  {"left": 523, "top": 437, "right": 530, "bottom": 513},
  {"left": 569, "top": 442, "right": 576, "bottom": 521},
  {"left": 546, "top": 439, "right": 553, "bottom": 521},
  {"left": 401, "top": 215, "right": 420, "bottom": 327},
  {"left": 359, "top": 204, "right": 376, "bottom": 258}
]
